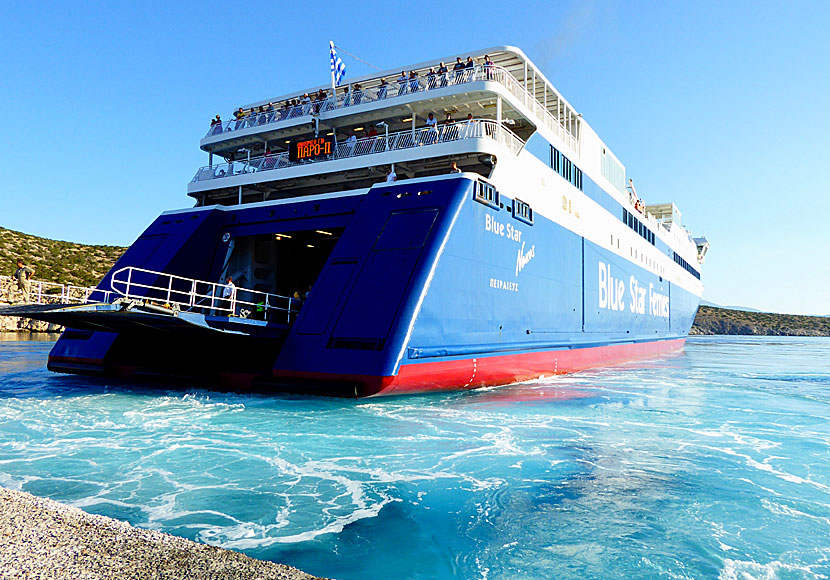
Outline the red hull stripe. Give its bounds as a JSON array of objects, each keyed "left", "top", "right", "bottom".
[
  {"left": 49, "top": 355, "right": 105, "bottom": 366},
  {"left": 275, "top": 338, "right": 686, "bottom": 396}
]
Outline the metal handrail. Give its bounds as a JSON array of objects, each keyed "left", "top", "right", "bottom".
[
  {"left": 0, "top": 275, "right": 112, "bottom": 306},
  {"left": 203, "top": 64, "right": 579, "bottom": 151},
  {"left": 192, "top": 119, "right": 525, "bottom": 183},
  {"left": 110, "top": 267, "right": 300, "bottom": 323}
]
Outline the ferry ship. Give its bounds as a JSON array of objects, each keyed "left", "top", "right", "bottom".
[{"left": 12, "top": 46, "right": 709, "bottom": 396}]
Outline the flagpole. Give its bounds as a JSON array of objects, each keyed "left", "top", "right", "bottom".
[
  {"left": 329, "top": 41, "right": 338, "bottom": 151},
  {"left": 329, "top": 41, "right": 337, "bottom": 102}
]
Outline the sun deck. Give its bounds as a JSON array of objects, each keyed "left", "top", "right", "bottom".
[
  {"left": 190, "top": 47, "right": 590, "bottom": 207},
  {"left": 200, "top": 47, "right": 582, "bottom": 157}
]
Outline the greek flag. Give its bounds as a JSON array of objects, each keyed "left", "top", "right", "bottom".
[{"left": 330, "top": 41, "right": 346, "bottom": 86}]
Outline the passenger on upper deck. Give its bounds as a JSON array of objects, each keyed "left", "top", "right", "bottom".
[
  {"left": 397, "top": 71, "right": 408, "bottom": 96},
  {"left": 314, "top": 88, "right": 327, "bottom": 113},
  {"left": 377, "top": 78, "right": 388, "bottom": 99},
  {"left": 233, "top": 107, "right": 246, "bottom": 130},
  {"left": 345, "top": 132, "right": 357, "bottom": 153},
  {"left": 465, "top": 56, "right": 474, "bottom": 69},
  {"left": 352, "top": 83, "right": 363, "bottom": 105},
  {"left": 423, "top": 113, "right": 438, "bottom": 144},
  {"left": 262, "top": 148, "right": 275, "bottom": 170},
  {"left": 437, "top": 62, "right": 449, "bottom": 87},
  {"left": 366, "top": 124, "right": 380, "bottom": 152},
  {"left": 210, "top": 115, "right": 222, "bottom": 135},
  {"left": 409, "top": 71, "right": 419, "bottom": 93},
  {"left": 483, "top": 55, "right": 494, "bottom": 79},
  {"left": 463, "top": 113, "right": 479, "bottom": 138},
  {"left": 453, "top": 57, "right": 465, "bottom": 83},
  {"left": 426, "top": 68, "right": 436, "bottom": 89}
]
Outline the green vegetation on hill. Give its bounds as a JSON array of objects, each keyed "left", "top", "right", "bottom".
[
  {"left": 0, "top": 227, "right": 126, "bottom": 288},
  {"left": 692, "top": 305, "right": 830, "bottom": 336}
]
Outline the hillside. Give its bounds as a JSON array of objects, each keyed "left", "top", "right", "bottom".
[
  {"left": 691, "top": 305, "right": 830, "bottom": 336},
  {"left": 0, "top": 227, "right": 126, "bottom": 288}
]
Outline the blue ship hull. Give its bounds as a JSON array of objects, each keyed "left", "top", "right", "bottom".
[{"left": 48, "top": 175, "right": 700, "bottom": 396}]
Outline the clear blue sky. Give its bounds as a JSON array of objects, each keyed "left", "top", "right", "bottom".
[{"left": 1, "top": 1, "right": 827, "bottom": 314}]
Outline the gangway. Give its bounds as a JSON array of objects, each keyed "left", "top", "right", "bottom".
[
  {"left": 0, "top": 267, "right": 300, "bottom": 338},
  {"left": 109, "top": 266, "right": 299, "bottom": 323}
]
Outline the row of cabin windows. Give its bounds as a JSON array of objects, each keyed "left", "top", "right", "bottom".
[
  {"left": 612, "top": 233, "right": 666, "bottom": 277},
  {"left": 622, "top": 208, "right": 655, "bottom": 245},
  {"left": 473, "top": 180, "right": 534, "bottom": 225},
  {"left": 550, "top": 146, "right": 583, "bottom": 191},
  {"left": 672, "top": 251, "right": 701, "bottom": 280}
]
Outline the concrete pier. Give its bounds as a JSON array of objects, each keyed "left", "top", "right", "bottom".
[{"left": 0, "top": 487, "right": 327, "bottom": 580}]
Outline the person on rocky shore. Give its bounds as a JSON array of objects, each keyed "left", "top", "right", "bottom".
[{"left": 13, "top": 259, "right": 35, "bottom": 303}]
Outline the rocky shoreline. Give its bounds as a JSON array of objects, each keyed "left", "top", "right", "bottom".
[
  {"left": 690, "top": 305, "right": 830, "bottom": 336},
  {"left": 0, "top": 315, "right": 62, "bottom": 333},
  {"left": 0, "top": 486, "right": 326, "bottom": 580}
]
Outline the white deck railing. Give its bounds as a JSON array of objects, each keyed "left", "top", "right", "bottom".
[
  {"left": 110, "top": 267, "right": 300, "bottom": 323},
  {"left": 193, "top": 119, "right": 524, "bottom": 183},
  {"left": 204, "top": 64, "right": 579, "bottom": 153},
  {"left": 0, "top": 275, "right": 112, "bottom": 306}
]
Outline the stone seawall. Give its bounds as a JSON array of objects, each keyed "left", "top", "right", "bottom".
[
  {"left": 1, "top": 277, "right": 64, "bottom": 332},
  {"left": 0, "top": 313, "right": 63, "bottom": 333},
  {"left": 0, "top": 299, "right": 64, "bottom": 333}
]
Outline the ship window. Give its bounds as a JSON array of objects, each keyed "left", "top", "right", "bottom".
[
  {"left": 513, "top": 198, "right": 533, "bottom": 225},
  {"left": 549, "top": 145, "right": 583, "bottom": 191},
  {"left": 672, "top": 251, "right": 701, "bottom": 280},
  {"left": 622, "top": 207, "right": 655, "bottom": 246},
  {"left": 474, "top": 181, "right": 500, "bottom": 209}
]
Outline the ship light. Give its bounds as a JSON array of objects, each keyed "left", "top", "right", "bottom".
[
  {"left": 275, "top": 233, "right": 292, "bottom": 239},
  {"left": 315, "top": 230, "right": 333, "bottom": 236}
]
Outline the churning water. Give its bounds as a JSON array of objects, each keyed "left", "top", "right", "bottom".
[{"left": 1, "top": 334, "right": 829, "bottom": 579}]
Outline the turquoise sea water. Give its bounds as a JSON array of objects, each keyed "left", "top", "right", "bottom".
[{"left": 1, "top": 334, "right": 829, "bottom": 579}]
